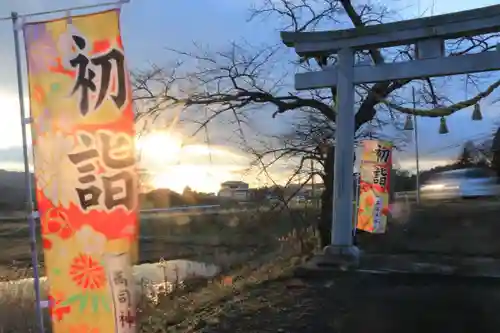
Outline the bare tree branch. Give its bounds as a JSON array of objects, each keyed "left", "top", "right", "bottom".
[{"left": 133, "top": 0, "right": 500, "bottom": 245}]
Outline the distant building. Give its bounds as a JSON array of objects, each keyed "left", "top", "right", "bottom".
[
  {"left": 282, "top": 183, "right": 325, "bottom": 200},
  {"left": 218, "top": 181, "right": 249, "bottom": 201}
]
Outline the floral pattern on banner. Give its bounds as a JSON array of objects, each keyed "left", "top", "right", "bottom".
[
  {"left": 69, "top": 324, "right": 100, "bottom": 333},
  {"left": 42, "top": 208, "right": 74, "bottom": 250},
  {"left": 35, "top": 132, "right": 79, "bottom": 208},
  {"left": 24, "top": 9, "right": 138, "bottom": 333},
  {"left": 24, "top": 23, "right": 58, "bottom": 75},
  {"left": 70, "top": 254, "right": 107, "bottom": 290},
  {"left": 356, "top": 140, "right": 393, "bottom": 234},
  {"left": 76, "top": 225, "right": 107, "bottom": 256},
  {"left": 49, "top": 292, "right": 72, "bottom": 322},
  {"left": 356, "top": 180, "right": 391, "bottom": 231}
]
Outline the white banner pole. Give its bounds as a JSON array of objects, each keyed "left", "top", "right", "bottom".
[{"left": 11, "top": 11, "right": 45, "bottom": 333}]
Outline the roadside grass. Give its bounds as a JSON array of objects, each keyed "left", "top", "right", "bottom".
[
  {"left": 0, "top": 207, "right": 318, "bottom": 332},
  {"left": 138, "top": 248, "right": 311, "bottom": 333},
  {"left": 4, "top": 200, "right": 500, "bottom": 332}
]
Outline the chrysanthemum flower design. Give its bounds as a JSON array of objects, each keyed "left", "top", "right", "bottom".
[{"left": 70, "top": 253, "right": 107, "bottom": 290}]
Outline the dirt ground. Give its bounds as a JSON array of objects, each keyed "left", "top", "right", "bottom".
[
  {"left": 171, "top": 273, "right": 500, "bottom": 333},
  {"left": 4, "top": 200, "right": 500, "bottom": 332},
  {"left": 165, "top": 199, "right": 500, "bottom": 333}
]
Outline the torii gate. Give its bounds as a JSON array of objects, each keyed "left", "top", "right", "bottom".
[{"left": 281, "top": 4, "right": 500, "bottom": 265}]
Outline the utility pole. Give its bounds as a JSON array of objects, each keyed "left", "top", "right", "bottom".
[
  {"left": 412, "top": 88, "right": 421, "bottom": 204},
  {"left": 310, "top": 159, "right": 316, "bottom": 208}
]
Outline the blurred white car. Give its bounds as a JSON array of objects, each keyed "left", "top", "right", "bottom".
[{"left": 420, "top": 168, "right": 499, "bottom": 201}]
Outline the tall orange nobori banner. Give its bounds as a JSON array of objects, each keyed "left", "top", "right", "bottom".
[{"left": 23, "top": 8, "right": 138, "bottom": 332}]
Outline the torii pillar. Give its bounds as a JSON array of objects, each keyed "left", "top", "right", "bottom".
[{"left": 281, "top": 4, "right": 500, "bottom": 267}]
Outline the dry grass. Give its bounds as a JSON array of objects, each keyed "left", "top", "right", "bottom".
[
  {"left": 5, "top": 200, "right": 500, "bottom": 332},
  {"left": 0, "top": 208, "right": 318, "bottom": 332},
  {"left": 137, "top": 238, "right": 314, "bottom": 332},
  {"left": 134, "top": 200, "right": 500, "bottom": 333}
]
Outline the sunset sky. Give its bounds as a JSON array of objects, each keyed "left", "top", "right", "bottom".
[{"left": 0, "top": 0, "right": 499, "bottom": 192}]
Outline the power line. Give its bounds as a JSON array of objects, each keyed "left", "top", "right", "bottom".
[
  {"left": 418, "top": 131, "right": 494, "bottom": 157},
  {"left": 420, "top": 134, "right": 490, "bottom": 157},
  {"left": 413, "top": 129, "right": 493, "bottom": 157}
]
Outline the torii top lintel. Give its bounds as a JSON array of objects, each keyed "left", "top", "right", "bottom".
[{"left": 281, "top": 4, "right": 500, "bottom": 55}]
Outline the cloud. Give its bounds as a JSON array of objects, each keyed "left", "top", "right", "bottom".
[
  {"left": 411, "top": 0, "right": 498, "bottom": 16},
  {"left": 1, "top": 0, "right": 499, "bottom": 189}
]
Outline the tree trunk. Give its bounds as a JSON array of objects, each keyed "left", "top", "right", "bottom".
[
  {"left": 492, "top": 128, "right": 500, "bottom": 182},
  {"left": 319, "top": 146, "right": 334, "bottom": 248}
]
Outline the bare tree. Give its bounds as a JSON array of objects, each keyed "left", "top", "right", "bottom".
[
  {"left": 133, "top": 0, "right": 500, "bottom": 247},
  {"left": 492, "top": 129, "right": 500, "bottom": 179},
  {"left": 476, "top": 138, "right": 494, "bottom": 163},
  {"left": 457, "top": 141, "right": 476, "bottom": 166}
]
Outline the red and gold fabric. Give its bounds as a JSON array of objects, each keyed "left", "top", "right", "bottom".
[
  {"left": 24, "top": 9, "right": 138, "bottom": 332},
  {"left": 356, "top": 140, "right": 393, "bottom": 234}
]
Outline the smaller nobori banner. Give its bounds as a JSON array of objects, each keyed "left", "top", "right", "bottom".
[{"left": 357, "top": 140, "right": 393, "bottom": 233}]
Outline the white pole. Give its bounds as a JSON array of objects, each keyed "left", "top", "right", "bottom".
[
  {"left": 310, "top": 159, "right": 316, "bottom": 208},
  {"left": 329, "top": 47, "right": 356, "bottom": 251},
  {"left": 412, "top": 88, "right": 421, "bottom": 204},
  {"left": 11, "top": 12, "right": 45, "bottom": 333},
  {"left": 415, "top": 114, "right": 421, "bottom": 203}
]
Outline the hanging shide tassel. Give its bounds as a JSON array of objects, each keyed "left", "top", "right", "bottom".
[
  {"left": 472, "top": 103, "right": 483, "bottom": 121},
  {"left": 439, "top": 116, "right": 449, "bottom": 134},
  {"left": 403, "top": 114, "right": 414, "bottom": 130}
]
